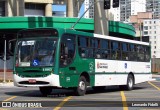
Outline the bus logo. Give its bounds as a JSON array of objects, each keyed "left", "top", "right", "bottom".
[
  {"left": 89, "top": 62, "right": 94, "bottom": 71},
  {"left": 125, "top": 63, "right": 127, "bottom": 69},
  {"left": 97, "top": 62, "right": 108, "bottom": 69}
]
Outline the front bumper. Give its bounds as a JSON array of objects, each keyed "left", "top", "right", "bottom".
[{"left": 13, "top": 74, "right": 61, "bottom": 87}]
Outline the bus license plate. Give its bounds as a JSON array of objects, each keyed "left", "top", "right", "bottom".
[{"left": 28, "top": 79, "right": 36, "bottom": 83}]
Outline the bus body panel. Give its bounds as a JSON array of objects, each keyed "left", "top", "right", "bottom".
[
  {"left": 59, "top": 57, "right": 95, "bottom": 88},
  {"left": 94, "top": 74, "right": 152, "bottom": 86},
  {"left": 134, "top": 74, "right": 152, "bottom": 84},
  {"left": 13, "top": 74, "right": 61, "bottom": 87},
  {"left": 95, "top": 59, "right": 151, "bottom": 73},
  {"left": 94, "top": 59, "right": 151, "bottom": 86}
]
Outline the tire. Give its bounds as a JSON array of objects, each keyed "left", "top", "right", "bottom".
[
  {"left": 39, "top": 87, "right": 52, "bottom": 96},
  {"left": 119, "top": 74, "right": 134, "bottom": 91},
  {"left": 74, "top": 76, "right": 87, "bottom": 96}
]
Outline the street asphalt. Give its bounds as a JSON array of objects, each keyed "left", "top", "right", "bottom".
[{"left": 0, "top": 78, "right": 160, "bottom": 110}]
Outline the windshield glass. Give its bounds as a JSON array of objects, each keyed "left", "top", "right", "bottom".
[{"left": 16, "top": 38, "right": 57, "bottom": 67}]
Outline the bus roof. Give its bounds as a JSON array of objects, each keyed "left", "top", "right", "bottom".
[
  {"left": 18, "top": 28, "right": 149, "bottom": 46},
  {"left": 94, "top": 33, "right": 149, "bottom": 46},
  {"left": 64, "top": 28, "right": 149, "bottom": 46}
]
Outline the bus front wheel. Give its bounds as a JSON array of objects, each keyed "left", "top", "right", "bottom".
[
  {"left": 74, "top": 76, "right": 87, "bottom": 96},
  {"left": 39, "top": 87, "right": 52, "bottom": 96}
]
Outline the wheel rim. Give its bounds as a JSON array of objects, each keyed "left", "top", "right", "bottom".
[
  {"left": 79, "top": 81, "right": 85, "bottom": 91},
  {"left": 128, "top": 78, "right": 133, "bottom": 88}
]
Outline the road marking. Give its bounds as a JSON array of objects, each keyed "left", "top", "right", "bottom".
[
  {"left": 120, "top": 91, "right": 128, "bottom": 110},
  {"left": 3, "top": 96, "right": 17, "bottom": 101},
  {"left": 148, "top": 81, "right": 160, "bottom": 91},
  {"left": 1, "top": 91, "right": 33, "bottom": 103},
  {"left": 0, "top": 96, "right": 17, "bottom": 106},
  {"left": 54, "top": 96, "right": 72, "bottom": 110}
]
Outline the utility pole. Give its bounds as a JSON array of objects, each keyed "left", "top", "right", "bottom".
[
  {"left": 67, "top": 0, "right": 74, "bottom": 17},
  {"left": 94, "top": 0, "right": 109, "bottom": 35},
  {"left": 17, "top": 0, "right": 24, "bottom": 16},
  {"left": 3, "top": 35, "right": 6, "bottom": 83}
]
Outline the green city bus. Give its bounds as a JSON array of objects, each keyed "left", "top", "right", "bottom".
[{"left": 13, "top": 28, "right": 152, "bottom": 96}]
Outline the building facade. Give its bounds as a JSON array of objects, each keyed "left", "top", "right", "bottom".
[
  {"left": 129, "top": 12, "right": 152, "bottom": 37},
  {"left": 143, "top": 19, "right": 160, "bottom": 58},
  {"left": 84, "top": 0, "right": 94, "bottom": 18},
  {"left": 117, "top": 0, "right": 146, "bottom": 21},
  {"left": 0, "top": 0, "right": 53, "bottom": 17},
  {"left": 84, "top": 0, "right": 146, "bottom": 21},
  {"left": 146, "top": 0, "right": 160, "bottom": 19}
]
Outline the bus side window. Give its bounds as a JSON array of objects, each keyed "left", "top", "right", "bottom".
[
  {"left": 78, "top": 36, "right": 89, "bottom": 58},
  {"left": 60, "top": 34, "right": 75, "bottom": 66},
  {"left": 137, "top": 45, "right": 145, "bottom": 61},
  {"left": 111, "top": 41, "right": 121, "bottom": 60},
  {"left": 129, "top": 44, "right": 136, "bottom": 61},
  {"left": 80, "top": 48, "right": 86, "bottom": 58},
  {"left": 144, "top": 46, "right": 150, "bottom": 62},
  {"left": 122, "top": 43, "right": 129, "bottom": 60},
  {"left": 94, "top": 39, "right": 101, "bottom": 59},
  {"left": 90, "top": 38, "right": 95, "bottom": 58},
  {"left": 101, "top": 40, "right": 110, "bottom": 59}
]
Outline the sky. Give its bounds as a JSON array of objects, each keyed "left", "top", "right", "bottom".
[{"left": 52, "top": 3, "right": 84, "bottom": 17}]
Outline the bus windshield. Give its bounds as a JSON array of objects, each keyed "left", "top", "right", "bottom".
[{"left": 16, "top": 38, "right": 57, "bottom": 67}]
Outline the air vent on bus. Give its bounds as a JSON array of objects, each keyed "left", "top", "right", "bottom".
[
  {"left": 19, "top": 81, "right": 49, "bottom": 85},
  {"left": 23, "top": 70, "right": 42, "bottom": 72}
]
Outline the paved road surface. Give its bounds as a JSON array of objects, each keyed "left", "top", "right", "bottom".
[{"left": 0, "top": 81, "right": 160, "bottom": 110}]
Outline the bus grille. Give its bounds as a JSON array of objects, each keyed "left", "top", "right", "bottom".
[{"left": 19, "top": 81, "right": 49, "bottom": 85}]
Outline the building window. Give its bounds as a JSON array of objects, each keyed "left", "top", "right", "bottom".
[
  {"left": 154, "top": 31, "right": 156, "bottom": 34},
  {"left": 144, "top": 31, "right": 148, "bottom": 35},
  {"left": 149, "top": 21, "right": 151, "bottom": 24},
  {"left": 155, "top": 46, "right": 156, "bottom": 49},
  {"left": 144, "top": 26, "right": 148, "bottom": 30},
  {"left": 149, "top": 31, "right": 151, "bottom": 34},
  {"left": 150, "top": 41, "right": 151, "bottom": 44},
  {"left": 149, "top": 36, "right": 152, "bottom": 40},
  {"left": 149, "top": 26, "right": 152, "bottom": 29},
  {"left": 25, "top": 3, "right": 45, "bottom": 10},
  {"left": 154, "top": 41, "right": 156, "bottom": 44},
  {"left": 154, "top": 36, "right": 156, "bottom": 39}
]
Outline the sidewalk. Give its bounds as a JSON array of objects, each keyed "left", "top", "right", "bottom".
[
  {"left": 152, "top": 74, "right": 160, "bottom": 78},
  {"left": 0, "top": 72, "right": 13, "bottom": 83},
  {"left": 0, "top": 82, "right": 14, "bottom": 87},
  {"left": 152, "top": 74, "right": 160, "bottom": 81},
  {"left": 0, "top": 72, "right": 14, "bottom": 87}
]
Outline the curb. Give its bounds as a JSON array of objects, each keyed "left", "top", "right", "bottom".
[
  {"left": 0, "top": 79, "right": 13, "bottom": 83},
  {"left": 0, "top": 82, "right": 14, "bottom": 87}
]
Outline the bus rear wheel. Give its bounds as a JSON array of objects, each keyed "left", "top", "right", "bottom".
[
  {"left": 39, "top": 87, "right": 52, "bottom": 96},
  {"left": 74, "top": 76, "right": 87, "bottom": 96},
  {"left": 119, "top": 74, "right": 134, "bottom": 91}
]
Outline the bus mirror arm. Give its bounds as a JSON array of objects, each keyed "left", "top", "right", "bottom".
[
  {"left": 8, "top": 39, "right": 16, "bottom": 56},
  {"left": 9, "top": 42, "right": 12, "bottom": 55}
]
